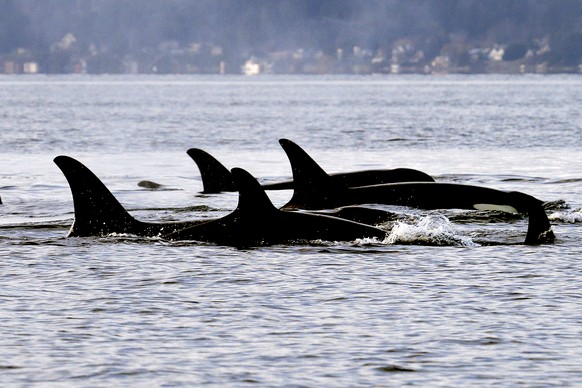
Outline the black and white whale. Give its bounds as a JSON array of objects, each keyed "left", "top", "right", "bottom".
[
  {"left": 163, "top": 168, "right": 387, "bottom": 245},
  {"left": 54, "top": 155, "right": 207, "bottom": 237},
  {"left": 187, "top": 140, "right": 434, "bottom": 194},
  {"left": 278, "top": 139, "right": 554, "bottom": 245},
  {"left": 186, "top": 141, "right": 410, "bottom": 225},
  {"left": 54, "top": 156, "right": 386, "bottom": 246}
]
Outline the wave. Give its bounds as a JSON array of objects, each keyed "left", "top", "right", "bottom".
[{"left": 549, "top": 209, "right": 582, "bottom": 223}]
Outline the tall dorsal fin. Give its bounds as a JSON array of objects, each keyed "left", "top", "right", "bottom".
[
  {"left": 186, "top": 148, "right": 236, "bottom": 193},
  {"left": 278, "top": 138, "right": 344, "bottom": 209},
  {"left": 230, "top": 167, "right": 278, "bottom": 217},
  {"left": 54, "top": 156, "right": 140, "bottom": 237}
]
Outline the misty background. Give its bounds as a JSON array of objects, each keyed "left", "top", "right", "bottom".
[{"left": 1, "top": 0, "right": 581, "bottom": 74}]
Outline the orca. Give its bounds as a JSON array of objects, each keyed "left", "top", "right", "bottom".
[
  {"left": 54, "top": 156, "right": 208, "bottom": 237},
  {"left": 308, "top": 205, "right": 397, "bottom": 225},
  {"left": 279, "top": 140, "right": 554, "bottom": 245},
  {"left": 276, "top": 138, "right": 435, "bottom": 189},
  {"left": 162, "top": 168, "right": 387, "bottom": 246},
  {"left": 186, "top": 148, "right": 237, "bottom": 193},
  {"left": 54, "top": 156, "right": 386, "bottom": 246},
  {"left": 186, "top": 140, "right": 434, "bottom": 194}
]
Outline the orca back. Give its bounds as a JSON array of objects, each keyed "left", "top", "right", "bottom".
[
  {"left": 231, "top": 167, "right": 386, "bottom": 244},
  {"left": 164, "top": 168, "right": 280, "bottom": 246}
]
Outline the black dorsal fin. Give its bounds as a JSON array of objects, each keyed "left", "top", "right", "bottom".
[
  {"left": 506, "top": 191, "right": 555, "bottom": 245},
  {"left": 186, "top": 148, "right": 236, "bottom": 193},
  {"left": 278, "top": 138, "right": 344, "bottom": 209},
  {"left": 54, "top": 156, "right": 141, "bottom": 237},
  {"left": 230, "top": 168, "right": 279, "bottom": 217}
]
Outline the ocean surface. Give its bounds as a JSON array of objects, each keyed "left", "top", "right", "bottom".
[{"left": 1, "top": 74, "right": 581, "bottom": 386}]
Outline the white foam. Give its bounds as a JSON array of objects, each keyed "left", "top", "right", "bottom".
[
  {"left": 549, "top": 209, "right": 582, "bottom": 223},
  {"left": 353, "top": 236, "right": 384, "bottom": 246},
  {"left": 385, "top": 214, "right": 476, "bottom": 246}
]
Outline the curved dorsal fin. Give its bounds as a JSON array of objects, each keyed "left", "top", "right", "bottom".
[
  {"left": 54, "top": 156, "right": 140, "bottom": 237},
  {"left": 186, "top": 148, "right": 236, "bottom": 193},
  {"left": 230, "top": 167, "right": 278, "bottom": 217},
  {"left": 507, "top": 191, "right": 555, "bottom": 244},
  {"left": 278, "top": 138, "right": 344, "bottom": 209}
]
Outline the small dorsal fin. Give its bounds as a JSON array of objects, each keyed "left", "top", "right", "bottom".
[
  {"left": 54, "top": 156, "right": 140, "bottom": 237},
  {"left": 137, "top": 180, "right": 165, "bottom": 190},
  {"left": 278, "top": 138, "right": 344, "bottom": 209},
  {"left": 186, "top": 148, "right": 236, "bottom": 193},
  {"left": 230, "top": 168, "right": 278, "bottom": 217}
]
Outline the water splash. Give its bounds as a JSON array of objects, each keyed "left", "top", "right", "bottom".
[
  {"left": 384, "top": 214, "right": 476, "bottom": 246},
  {"left": 352, "top": 236, "right": 385, "bottom": 246},
  {"left": 549, "top": 209, "right": 582, "bottom": 223}
]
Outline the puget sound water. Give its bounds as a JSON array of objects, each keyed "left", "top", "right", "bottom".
[{"left": 1, "top": 74, "right": 581, "bottom": 386}]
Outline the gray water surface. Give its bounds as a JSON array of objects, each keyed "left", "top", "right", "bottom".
[{"left": 1, "top": 74, "right": 581, "bottom": 386}]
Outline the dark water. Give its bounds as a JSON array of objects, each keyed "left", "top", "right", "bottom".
[{"left": 1, "top": 74, "right": 581, "bottom": 386}]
